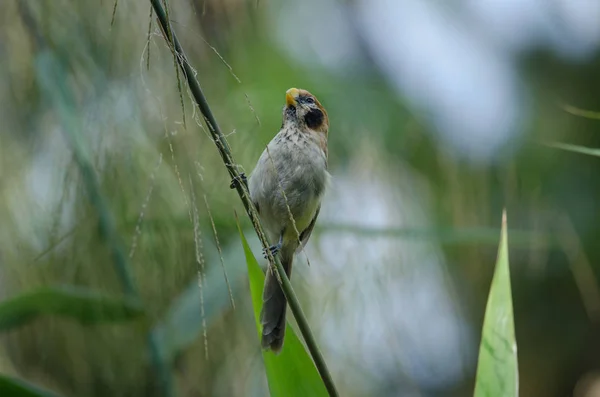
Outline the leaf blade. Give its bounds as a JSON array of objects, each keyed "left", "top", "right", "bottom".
[
  {"left": 153, "top": 247, "right": 246, "bottom": 363},
  {"left": 561, "top": 104, "right": 600, "bottom": 120},
  {"left": 0, "top": 374, "right": 64, "bottom": 397},
  {"left": 236, "top": 221, "right": 328, "bottom": 397},
  {"left": 0, "top": 286, "right": 144, "bottom": 331},
  {"left": 474, "top": 210, "right": 518, "bottom": 397},
  {"left": 544, "top": 142, "right": 600, "bottom": 158}
]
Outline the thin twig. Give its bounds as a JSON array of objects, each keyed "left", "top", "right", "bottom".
[
  {"left": 245, "top": 93, "right": 261, "bottom": 126},
  {"left": 159, "top": 0, "right": 187, "bottom": 129},
  {"left": 203, "top": 193, "right": 235, "bottom": 309},
  {"left": 33, "top": 217, "right": 86, "bottom": 262},
  {"left": 129, "top": 154, "right": 162, "bottom": 259},
  {"left": 168, "top": 20, "right": 260, "bottom": 126},
  {"left": 110, "top": 0, "right": 119, "bottom": 27},
  {"left": 147, "top": 1, "right": 339, "bottom": 394},
  {"left": 189, "top": 174, "right": 209, "bottom": 360},
  {"left": 195, "top": 161, "right": 235, "bottom": 309},
  {"left": 165, "top": 131, "right": 191, "bottom": 220},
  {"left": 146, "top": 7, "right": 153, "bottom": 71}
]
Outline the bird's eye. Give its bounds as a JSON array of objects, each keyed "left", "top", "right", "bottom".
[{"left": 304, "top": 97, "right": 315, "bottom": 104}]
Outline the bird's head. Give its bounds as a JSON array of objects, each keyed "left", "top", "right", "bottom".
[{"left": 282, "top": 88, "right": 329, "bottom": 134}]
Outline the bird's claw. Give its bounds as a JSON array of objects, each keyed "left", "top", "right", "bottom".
[
  {"left": 230, "top": 173, "right": 248, "bottom": 190},
  {"left": 262, "top": 243, "right": 282, "bottom": 259}
]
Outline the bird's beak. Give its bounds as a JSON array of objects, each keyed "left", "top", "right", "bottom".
[{"left": 286, "top": 88, "right": 299, "bottom": 107}]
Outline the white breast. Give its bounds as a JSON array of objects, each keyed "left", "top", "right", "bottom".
[{"left": 248, "top": 129, "right": 328, "bottom": 242}]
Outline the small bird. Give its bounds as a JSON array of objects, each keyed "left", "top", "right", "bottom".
[{"left": 232, "top": 88, "right": 329, "bottom": 353}]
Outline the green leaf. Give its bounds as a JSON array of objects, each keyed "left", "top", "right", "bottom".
[
  {"left": 474, "top": 210, "right": 518, "bottom": 397},
  {"left": 0, "top": 374, "right": 64, "bottom": 397},
  {"left": 236, "top": 221, "right": 328, "bottom": 397},
  {"left": 561, "top": 104, "right": 600, "bottom": 120},
  {"left": 544, "top": 142, "right": 600, "bottom": 157},
  {"left": 153, "top": 242, "right": 246, "bottom": 363},
  {"left": 0, "top": 286, "right": 144, "bottom": 331}
]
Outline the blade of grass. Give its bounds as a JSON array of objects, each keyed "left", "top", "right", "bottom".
[
  {"left": 236, "top": 220, "right": 329, "bottom": 397},
  {"left": 153, "top": 276, "right": 235, "bottom": 363},
  {"left": 561, "top": 104, "right": 600, "bottom": 120},
  {"left": 0, "top": 374, "right": 64, "bottom": 397},
  {"left": 0, "top": 286, "right": 144, "bottom": 332},
  {"left": 154, "top": 246, "right": 246, "bottom": 363},
  {"left": 474, "top": 210, "right": 518, "bottom": 397},
  {"left": 543, "top": 142, "right": 600, "bottom": 158}
]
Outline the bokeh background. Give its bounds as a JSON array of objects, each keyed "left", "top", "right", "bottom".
[{"left": 1, "top": 0, "right": 600, "bottom": 396}]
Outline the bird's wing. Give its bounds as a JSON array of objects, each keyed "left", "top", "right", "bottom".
[{"left": 296, "top": 205, "right": 320, "bottom": 254}]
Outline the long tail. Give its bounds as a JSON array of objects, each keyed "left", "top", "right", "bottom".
[{"left": 260, "top": 253, "right": 293, "bottom": 353}]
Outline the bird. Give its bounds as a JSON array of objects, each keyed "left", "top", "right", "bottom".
[{"left": 231, "top": 87, "right": 329, "bottom": 353}]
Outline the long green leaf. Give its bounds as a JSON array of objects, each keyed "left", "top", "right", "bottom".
[
  {"left": 474, "top": 210, "right": 518, "bottom": 397},
  {"left": 0, "top": 374, "right": 64, "bottom": 397},
  {"left": 561, "top": 104, "right": 600, "bottom": 120},
  {"left": 154, "top": 243, "right": 246, "bottom": 363},
  {"left": 544, "top": 142, "right": 600, "bottom": 157},
  {"left": 236, "top": 222, "right": 328, "bottom": 397},
  {"left": 0, "top": 286, "right": 144, "bottom": 331}
]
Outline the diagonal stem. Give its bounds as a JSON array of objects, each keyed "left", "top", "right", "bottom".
[{"left": 148, "top": 1, "right": 339, "bottom": 395}]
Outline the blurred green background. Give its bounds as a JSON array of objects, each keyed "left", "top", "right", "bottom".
[{"left": 1, "top": 0, "right": 600, "bottom": 396}]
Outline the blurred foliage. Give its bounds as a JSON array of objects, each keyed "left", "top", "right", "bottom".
[
  {"left": 0, "top": 286, "right": 144, "bottom": 331},
  {"left": 0, "top": 374, "right": 64, "bottom": 397},
  {"left": 0, "top": 0, "right": 599, "bottom": 396}
]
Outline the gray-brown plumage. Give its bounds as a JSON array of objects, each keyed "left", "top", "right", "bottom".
[{"left": 248, "top": 88, "right": 329, "bottom": 353}]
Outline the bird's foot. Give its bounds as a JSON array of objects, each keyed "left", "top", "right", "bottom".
[
  {"left": 229, "top": 173, "right": 248, "bottom": 190},
  {"left": 263, "top": 242, "right": 282, "bottom": 259}
]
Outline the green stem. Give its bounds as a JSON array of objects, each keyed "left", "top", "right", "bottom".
[{"left": 148, "top": 1, "right": 339, "bottom": 395}]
